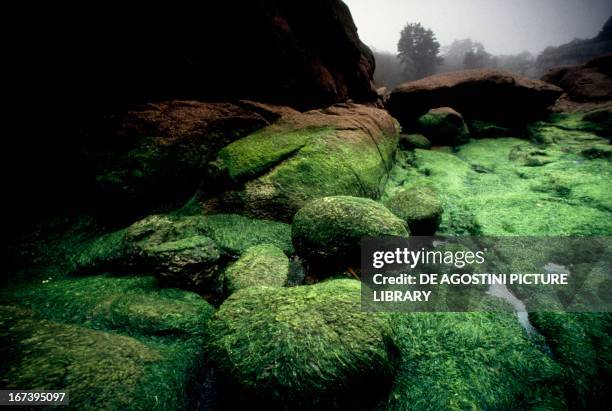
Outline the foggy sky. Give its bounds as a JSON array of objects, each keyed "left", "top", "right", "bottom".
[{"left": 343, "top": 0, "right": 612, "bottom": 55}]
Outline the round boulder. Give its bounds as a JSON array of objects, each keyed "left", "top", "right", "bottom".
[
  {"left": 399, "top": 134, "right": 432, "bottom": 150},
  {"left": 417, "top": 107, "right": 470, "bottom": 146},
  {"left": 207, "top": 279, "right": 395, "bottom": 408},
  {"left": 384, "top": 186, "right": 443, "bottom": 235},
  {"left": 291, "top": 196, "right": 408, "bottom": 270},
  {"left": 224, "top": 244, "right": 289, "bottom": 294}
]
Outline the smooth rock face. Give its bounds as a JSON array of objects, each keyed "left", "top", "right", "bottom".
[
  {"left": 292, "top": 196, "right": 408, "bottom": 271},
  {"left": 210, "top": 104, "right": 400, "bottom": 221},
  {"left": 388, "top": 69, "right": 563, "bottom": 128},
  {"left": 542, "top": 54, "right": 612, "bottom": 102},
  {"left": 90, "top": 100, "right": 275, "bottom": 217},
  {"left": 417, "top": 107, "right": 470, "bottom": 146}
]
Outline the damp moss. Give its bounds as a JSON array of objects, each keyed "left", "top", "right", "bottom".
[
  {"left": 206, "top": 279, "right": 395, "bottom": 409},
  {"left": 224, "top": 244, "right": 289, "bottom": 294},
  {"left": 0, "top": 305, "right": 203, "bottom": 411},
  {"left": 386, "top": 131, "right": 612, "bottom": 235},
  {"left": 216, "top": 126, "right": 331, "bottom": 182},
  {"left": 529, "top": 312, "right": 612, "bottom": 409},
  {"left": 292, "top": 196, "right": 408, "bottom": 269},
  {"left": 386, "top": 308, "right": 566, "bottom": 410},
  {"left": 0, "top": 275, "right": 214, "bottom": 340},
  {"left": 384, "top": 184, "right": 443, "bottom": 235}
]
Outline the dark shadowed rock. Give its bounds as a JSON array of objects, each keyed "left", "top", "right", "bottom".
[
  {"left": 542, "top": 54, "right": 612, "bottom": 103},
  {"left": 417, "top": 107, "right": 470, "bottom": 146},
  {"left": 388, "top": 69, "right": 563, "bottom": 128},
  {"left": 88, "top": 100, "right": 276, "bottom": 217}
]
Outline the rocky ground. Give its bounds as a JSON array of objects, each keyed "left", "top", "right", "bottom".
[
  {"left": 3, "top": 55, "right": 611, "bottom": 410},
  {"left": 3, "top": 1, "right": 612, "bottom": 408}
]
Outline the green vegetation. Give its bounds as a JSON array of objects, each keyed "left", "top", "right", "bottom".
[
  {"left": 0, "top": 275, "right": 215, "bottom": 410},
  {"left": 224, "top": 244, "right": 289, "bottom": 294},
  {"left": 292, "top": 196, "right": 408, "bottom": 270},
  {"left": 399, "top": 134, "right": 431, "bottom": 150},
  {"left": 207, "top": 279, "right": 395, "bottom": 408},
  {"left": 386, "top": 307, "right": 566, "bottom": 410},
  {"left": 210, "top": 109, "right": 399, "bottom": 221},
  {"left": 417, "top": 107, "right": 470, "bottom": 146},
  {"left": 529, "top": 312, "right": 612, "bottom": 409},
  {"left": 384, "top": 184, "right": 443, "bottom": 235}
]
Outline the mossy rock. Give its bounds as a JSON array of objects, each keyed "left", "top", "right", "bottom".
[
  {"left": 399, "top": 133, "right": 431, "bottom": 150},
  {"left": 74, "top": 213, "right": 293, "bottom": 293},
  {"left": 207, "top": 279, "right": 396, "bottom": 408},
  {"left": 384, "top": 185, "right": 443, "bottom": 235},
  {"left": 417, "top": 107, "right": 470, "bottom": 146},
  {"left": 224, "top": 244, "right": 289, "bottom": 294},
  {"left": 209, "top": 104, "right": 399, "bottom": 221},
  {"left": 292, "top": 196, "right": 408, "bottom": 272},
  {"left": 0, "top": 305, "right": 200, "bottom": 410},
  {"left": 386, "top": 308, "right": 566, "bottom": 410},
  {"left": 468, "top": 119, "right": 512, "bottom": 138},
  {"left": 0, "top": 275, "right": 214, "bottom": 340},
  {"left": 529, "top": 312, "right": 612, "bottom": 409}
]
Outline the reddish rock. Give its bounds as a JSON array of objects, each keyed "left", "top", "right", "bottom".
[
  {"left": 542, "top": 54, "right": 612, "bottom": 103},
  {"left": 388, "top": 69, "right": 563, "bottom": 128}
]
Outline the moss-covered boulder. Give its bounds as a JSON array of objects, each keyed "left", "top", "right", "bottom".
[
  {"left": 386, "top": 308, "right": 566, "bottom": 410},
  {"left": 529, "top": 312, "right": 612, "bottom": 409},
  {"left": 417, "top": 107, "right": 470, "bottom": 146},
  {"left": 399, "top": 133, "right": 431, "bottom": 150},
  {"left": 291, "top": 196, "right": 408, "bottom": 271},
  {"left": 468, "top": 119, "right": 512, "bottom": 138},
  {"left": 207, "top": 279, "right": 396, "bottom": 408},
  {"left": 0, "top": 275, "right": 214, "bottom": 340},
  {"left": 384, "top": 185, "right": 443, "bottom": 235},
  {"left": 224, "top": 244, "right": 289, "bottom": 294},
  {"left": 0, "top": 294, "right": 212, "bottom": 410},
  {"left": 74, "top": 213, "right": 293, "bottom": 293},
  {"left": 208, "top": 103, "right": 400, "bottom": 221}
]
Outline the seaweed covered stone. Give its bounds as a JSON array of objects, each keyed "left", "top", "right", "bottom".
[
  {"left": 0, "top": 275, "right": 215, "bottom": 339},
  {"left": 417, "top": 107, "right": 470, "bottom": 146},
  {"left": 399, "top": 133, "right": 432, "bottom": 150},
  {"left": 384, "top": 185, "right": 443, "bottom": 235},
  {"left": 74, "top": 213, "right": 293, "bottom": 293},
  {"left": 291, "top": 196, "right": 408, "bottom": 271},
  {"left": 387, "top": 306, "right": 566, "bottom": 410},
  {"left": 209, "top": 103, "right": 400, "bottom": 221},
  {"left": 207, "top": 279, "right": 396, "bottom": 408},
  {"left": 224, "top": 244, "right": 289, "bottom": 294},
  {"left": 0, "top": 303, "right": 208, "bottom": 410}
]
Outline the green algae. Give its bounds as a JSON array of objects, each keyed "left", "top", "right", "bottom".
[
  {"left": 207, "top": 279, "right": 395, "bottom": 409},
  {"left": 0, "top": 301, "right": 209, "bottom": 410},
  {"left": 0, "top": 274, "right": 214, "bottom": 340},
  {"left": 386, "top": 307, "right": 566, "bottom": 410},
  {"left": 529, "top": 312, "right": 612, "bottom": 409},
  {"left": 385, "top": 132, "right": 612, "bottom": 236},
  {"left": 224, "top": 244, "right": 289, "bottom": 294},
  {"left": 292, "top": 196, "right": 408, "bottom": 270},
  {"left": 216, "top": 126, "right": 331, "bottom": 182},
  {"left": 384, "top": 184, "right": 443, "bottom": 235}
]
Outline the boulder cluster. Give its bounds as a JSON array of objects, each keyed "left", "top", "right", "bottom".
[{"left": 4, "top": 2, "right": 612, "bottom": 408}]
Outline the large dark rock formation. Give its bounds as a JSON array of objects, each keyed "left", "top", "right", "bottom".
[
  {"left": 536, "top": 16, "right": 612, "bottom": 73},
  {"left": 387, "top": 69, "right": 562, "bottom": 129},
  {"left": 542, "top": 54, "right": 612, "bottom": 102},
  {"left": 9, "top": 1, "right": 378, "bottom": 228}
]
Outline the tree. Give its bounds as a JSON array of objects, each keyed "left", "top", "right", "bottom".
[
  {"left": 463, "top": 45, "right": 493, "bottom": 69},
  {"left": 397, "top": 22, "right": 443, "bottom": 80}
]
